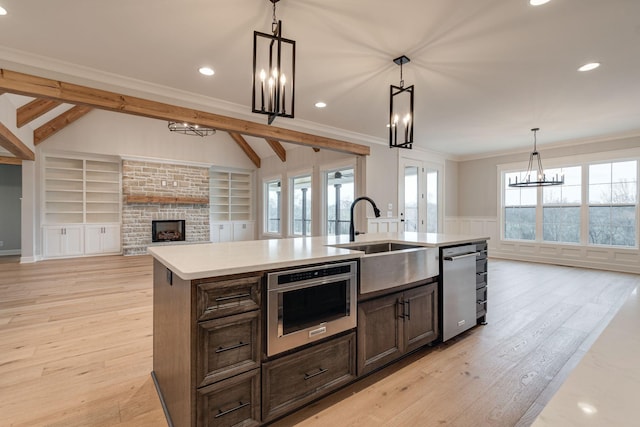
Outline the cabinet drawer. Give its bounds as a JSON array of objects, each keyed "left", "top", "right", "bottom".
[
  {"left": 196, "top": 275, "right": 261, "bottom": 321},
  {"left": 197, "top": 311, "right": 261, "bottom": 387},
  {"left": 262, "top": 332, "right": 356, "bottom": 422},
  {"left": 476, "top": 286, "right": 487, "bottom": 318},
  {"left": 476, "top": 271, "right": 487, "bottom": 287},
  {"left": 197, "top": 368, "right": 260, "bottom": 427},
  {"left": 476, "top": 258, "right": 487, "bottom": 273}
]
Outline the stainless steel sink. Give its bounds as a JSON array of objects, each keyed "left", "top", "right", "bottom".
[{"left": 329, "top": 241, "right": 439, "bottom": 294}]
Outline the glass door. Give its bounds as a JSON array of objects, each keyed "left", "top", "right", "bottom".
[{"left": 399, "top": 159, "right": 441, "bottom": 233}]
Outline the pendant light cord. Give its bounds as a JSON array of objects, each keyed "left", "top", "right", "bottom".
[{"left": 272, "top": 1, "right": 278, "bottom": 34}]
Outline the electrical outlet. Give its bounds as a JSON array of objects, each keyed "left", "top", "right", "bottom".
[
  {"left": 173, "top": 181, "right": 178, "bottom": 187},
  {"left": 161, "top": 180, "right": 167, "bottom": 187},
  {"left": 387, "top": 203, "right": 393, "bottom": 210}
]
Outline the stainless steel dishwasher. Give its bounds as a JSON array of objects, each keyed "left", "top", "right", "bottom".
[{"left": 441, "top": 244, "right": 477, "bottom": 341}]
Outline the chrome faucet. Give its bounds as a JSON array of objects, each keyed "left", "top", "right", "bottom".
[{"left": 349, "top": 196, "right": 381, "bottom": 242}]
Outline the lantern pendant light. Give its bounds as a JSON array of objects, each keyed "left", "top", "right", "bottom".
[
  {"left": 252, "top": 0, "right": 296, "bottom": 125},
  {"left": 389, "top": 55, "right": 414, "bottom": 149}
]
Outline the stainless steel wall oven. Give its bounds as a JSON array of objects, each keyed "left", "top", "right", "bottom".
[{"left": 266, "top": 260, "right": 357, "bottom": 356}]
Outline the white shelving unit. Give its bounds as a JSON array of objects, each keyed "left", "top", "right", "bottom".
[
  {"left": 210, "top": 169, "right": 255, "bottom": 242},
  {"left": 42, "top": 155, "right": 122, "bottom": 258}
]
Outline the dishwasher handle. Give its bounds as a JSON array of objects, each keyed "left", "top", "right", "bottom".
[{"left": 444, "top": 252, "right": 477, "bottom": 261}]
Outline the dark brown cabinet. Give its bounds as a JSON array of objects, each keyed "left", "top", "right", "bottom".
[
  {"left": 262, "top": 332, "right": 356, "bottom": 422},
  {"left": 357, "top": 281, "right": 438, "bottom": 376},
  {"left": 196, "top": 369, "right": 261, "bottom": 427}
]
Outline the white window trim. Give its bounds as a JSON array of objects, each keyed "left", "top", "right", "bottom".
[{"left": 497, "top": 147, "right": 640, "bottom": 248}]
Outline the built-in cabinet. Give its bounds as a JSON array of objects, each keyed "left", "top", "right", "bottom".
[
  {"left": 210, "top": 169, "right": 255, "bottom": 242},
  {"left": 42, "top": 155, "right": 121, "bottom": 258},
  {"left": 357, "top": 281, "right": 438, "bottom": 376}
]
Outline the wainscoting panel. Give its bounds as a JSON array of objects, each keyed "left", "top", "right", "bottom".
[
  {"left": 367, "top": 217, "right": 401, "bottom": 233},
  {"left": 446, "top": 216, "right": 640, "bottom": 274}
]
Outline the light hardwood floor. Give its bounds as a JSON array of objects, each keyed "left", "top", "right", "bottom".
[{"left": 0, "top": 255, "right": 637, "bottom": 426}]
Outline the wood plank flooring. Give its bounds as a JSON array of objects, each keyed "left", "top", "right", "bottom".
[{"left": 0, "top": 255, "right": 637, "bottom": 426}]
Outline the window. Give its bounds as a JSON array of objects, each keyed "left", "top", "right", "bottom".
[
  {"left": 426, "top": 168, "right": 439, "bottom": 233},
  {"left": 290, "top": 174, "right": 312, "bottom": 236},
  {"left": 325, "top": 167, "right": 354, "bottom": 236},
  {"left": 504, "top": 171, "right": 537, "bottom": 240},
  {"left": 588, "top": 161, "right": 637, "bottom": 246},
  {"left": 543, "top": 166, "right": 581, "bottom": 243},
  {"left": 264, "top": 179, "right": 281, "bottom": 235},
  {"left": 403, "top": 166, "right": 419, "bottom": 231}
]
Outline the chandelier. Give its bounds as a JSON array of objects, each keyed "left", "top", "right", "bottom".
[
  {"left": 167, "top": 122, "right": 216, "bottom": 137},
  {"left": 252, "top": 0, "right": 296, "bottom": 125},
  {"left": 389, "top": 55, "right": 414, "bottom": 149},
  {"left": 509, "top": 128, "right": 564, "bottom": 187}
]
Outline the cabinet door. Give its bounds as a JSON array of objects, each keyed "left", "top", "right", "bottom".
[
  {"left": 43, "top": 226, "right": 64, "bottom": 257},
  {"left": 63, "top": 226, "right": 84, "bottom": 256},
  {"left": 84, "top": 225, "right": 103, "bottom": 255},
  {"left": 232, "top": 222, "right": 254, "bottom": 241},
  {"left": 101, "top": 225, "right": 121, "bottom": 253},
  {"left": 211, "top": 222, "right": 232, "bottom": 243},
  {"left": 357, "top": 293, "right": 402, "bottom": 376},
  {"left": 403, "top": 282, "right": 439, "bottom": 353}
]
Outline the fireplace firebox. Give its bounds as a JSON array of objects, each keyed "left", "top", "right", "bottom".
[{"left": 152, "top": 220, "right": 186, "bottom": 242}]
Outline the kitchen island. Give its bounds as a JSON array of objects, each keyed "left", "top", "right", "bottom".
[{"left": 148, "top": 232, "right": 489, "bottom": 427}]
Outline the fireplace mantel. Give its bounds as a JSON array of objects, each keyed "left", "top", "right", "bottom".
[{"left": 125, "top": 195, "right": 209, "bottom": 205}]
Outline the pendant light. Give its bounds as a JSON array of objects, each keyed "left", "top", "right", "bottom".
[
  {"left": 509, "top": 128, "right": 564, "bottom": 187},
  {"left": 252, "top": 0, "right": 296, "bottom": 125},
  {"left": 389, "top": 55, "right": 414, "bottom": 149},
  {"left": 167, "top": 122, "right": 216, "bottom": 137}
]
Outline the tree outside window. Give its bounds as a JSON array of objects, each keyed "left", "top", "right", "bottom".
[
  {"left": 326, "top": 168, "right": 354, "bottom": 236},
  {"left": 291, "top": 174, "right": 312, "bottom": 236},
  {"left": 543, "top": 166, "right": 581, "bottom": 243},
  {"left": 265, "top": 179, "right": 281, "bottom": 234},
  {"left": 588, "top": 161, "right": 637, "bottom": 246},
  {"left": 504, "top": 171, "right": 537, "bottom": 240}
]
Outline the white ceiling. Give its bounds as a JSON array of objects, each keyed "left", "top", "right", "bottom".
[{"left": 1, "top": 0, "right": 639, "bottom": 157}]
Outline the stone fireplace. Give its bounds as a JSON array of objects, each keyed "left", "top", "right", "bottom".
[{"left": 122, "top": 160, "right": 210, "bottom": 255}]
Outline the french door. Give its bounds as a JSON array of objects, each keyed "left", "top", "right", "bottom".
[{"left": 399, "top": 158, "right": 441, "bottom": 233}]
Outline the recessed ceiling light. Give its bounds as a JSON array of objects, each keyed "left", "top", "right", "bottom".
[
  {"left": 315, "top": 102, "right": 327, "bottom": 108},
  {"left": 578, "top": 62, "right": 600, "bottom": 72},
  {"left": 0, "top": 6, "right": 7, "bottom": 15},
  {"left": 198, "top": 67, "right": 215, "bottom": 76},
  {"left": 529, "top": 0, "right": 551, "bottom": 5}
]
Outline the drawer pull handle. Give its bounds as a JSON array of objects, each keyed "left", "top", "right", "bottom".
[
  {"left": 405, "top": 300, "right": 411, "bottom": 320},
  {"left": 215, "top": 293, "right": 251, "bottom": 303},
  {"left": 216, "top": 341, "right": 249, "bottom": 353},
  {"left": 303, "top": 367, "right": 328, "bottom": 380},
  {"left": 214, "top": 401, "right": 250, "bottom": 418},
  {"left": 477, "top": 299, "right": 487, "bottom": 304},
  {"left": 477, "top": 272, "right": 488, "bottom": 277}
]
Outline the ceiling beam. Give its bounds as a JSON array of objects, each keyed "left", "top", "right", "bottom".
[
  {"left": 265, "top": 138, "right": 286, "bottom": 162},
  {"left": 228, "top": 132, "right": 261, "bottom": 168},
  {"left": 34, "top": 105, "right": 93, "bottom": 145},
  {"left": 0, "top": 155, "right": 22, "bottom": 165},
  {"left": 17, "top": 98, "right": 62, "bottom": 128},
  {"left": 0, "top": 69, "right": 370, "bottom": 156},
  {"left": 0, "top": 121, "right": 35, "bottom": 160}
]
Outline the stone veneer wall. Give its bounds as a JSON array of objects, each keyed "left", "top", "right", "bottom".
[{"left": 122, "top": 160, "right": 210, "bottom": 255}]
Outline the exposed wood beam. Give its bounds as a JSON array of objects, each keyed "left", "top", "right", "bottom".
[
  {"left": 265, "top": 138, "right": 286, "bottom": 162},
  {"left": 0, "top": 155, "right": 22, "bottom": 165},
  {"left": 228, "top": 132, "right": 261, "bottom": 168},
  {"left": 0, "top": 121, "right": 35, "bottom": 160},
  {"left": 17, "top": 98, "right": 62, "bottom": 128},
  {"left": 0, "top": 69, "right": 370, "bottom": 156},
  {"left": 34, "top": 105, "right": 93, "bottom": 145},
  {"left": 313, "top": 148, "right": 320, "bottom": 152}
]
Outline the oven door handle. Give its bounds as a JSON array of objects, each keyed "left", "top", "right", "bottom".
[{"left": 268, "top": 275, "right": 354, "bottom": 292}]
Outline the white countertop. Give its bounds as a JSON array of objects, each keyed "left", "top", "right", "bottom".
[
  {"left": 147, "top": 232, "right": 488, "bottom": 280},
  {"left": 531, "top": 286, "right": 639, "bottom": 426}
]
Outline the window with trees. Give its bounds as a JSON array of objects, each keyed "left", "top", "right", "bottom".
[
  {"left": 290, "top": 174, "right": 312, "bottom": 236},
  {"left": 588, "top": 161, "right": 637, "bottom": 246},
  {"left": 543, "top": 166, "right": 581, "bottom": 243},
  {"left": 264, "top": 179, "right": 281, "bottom": 235},
  {"left": 325, "top": 167, "right": 355, "bottom": 236},
  {"left": 504, "top": 171, "right": 537, "bottom": 240}
]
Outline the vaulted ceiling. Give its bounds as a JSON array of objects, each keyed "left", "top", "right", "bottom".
[{"left": 1, "top": 0, "right": 639, "bottom": 160}]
